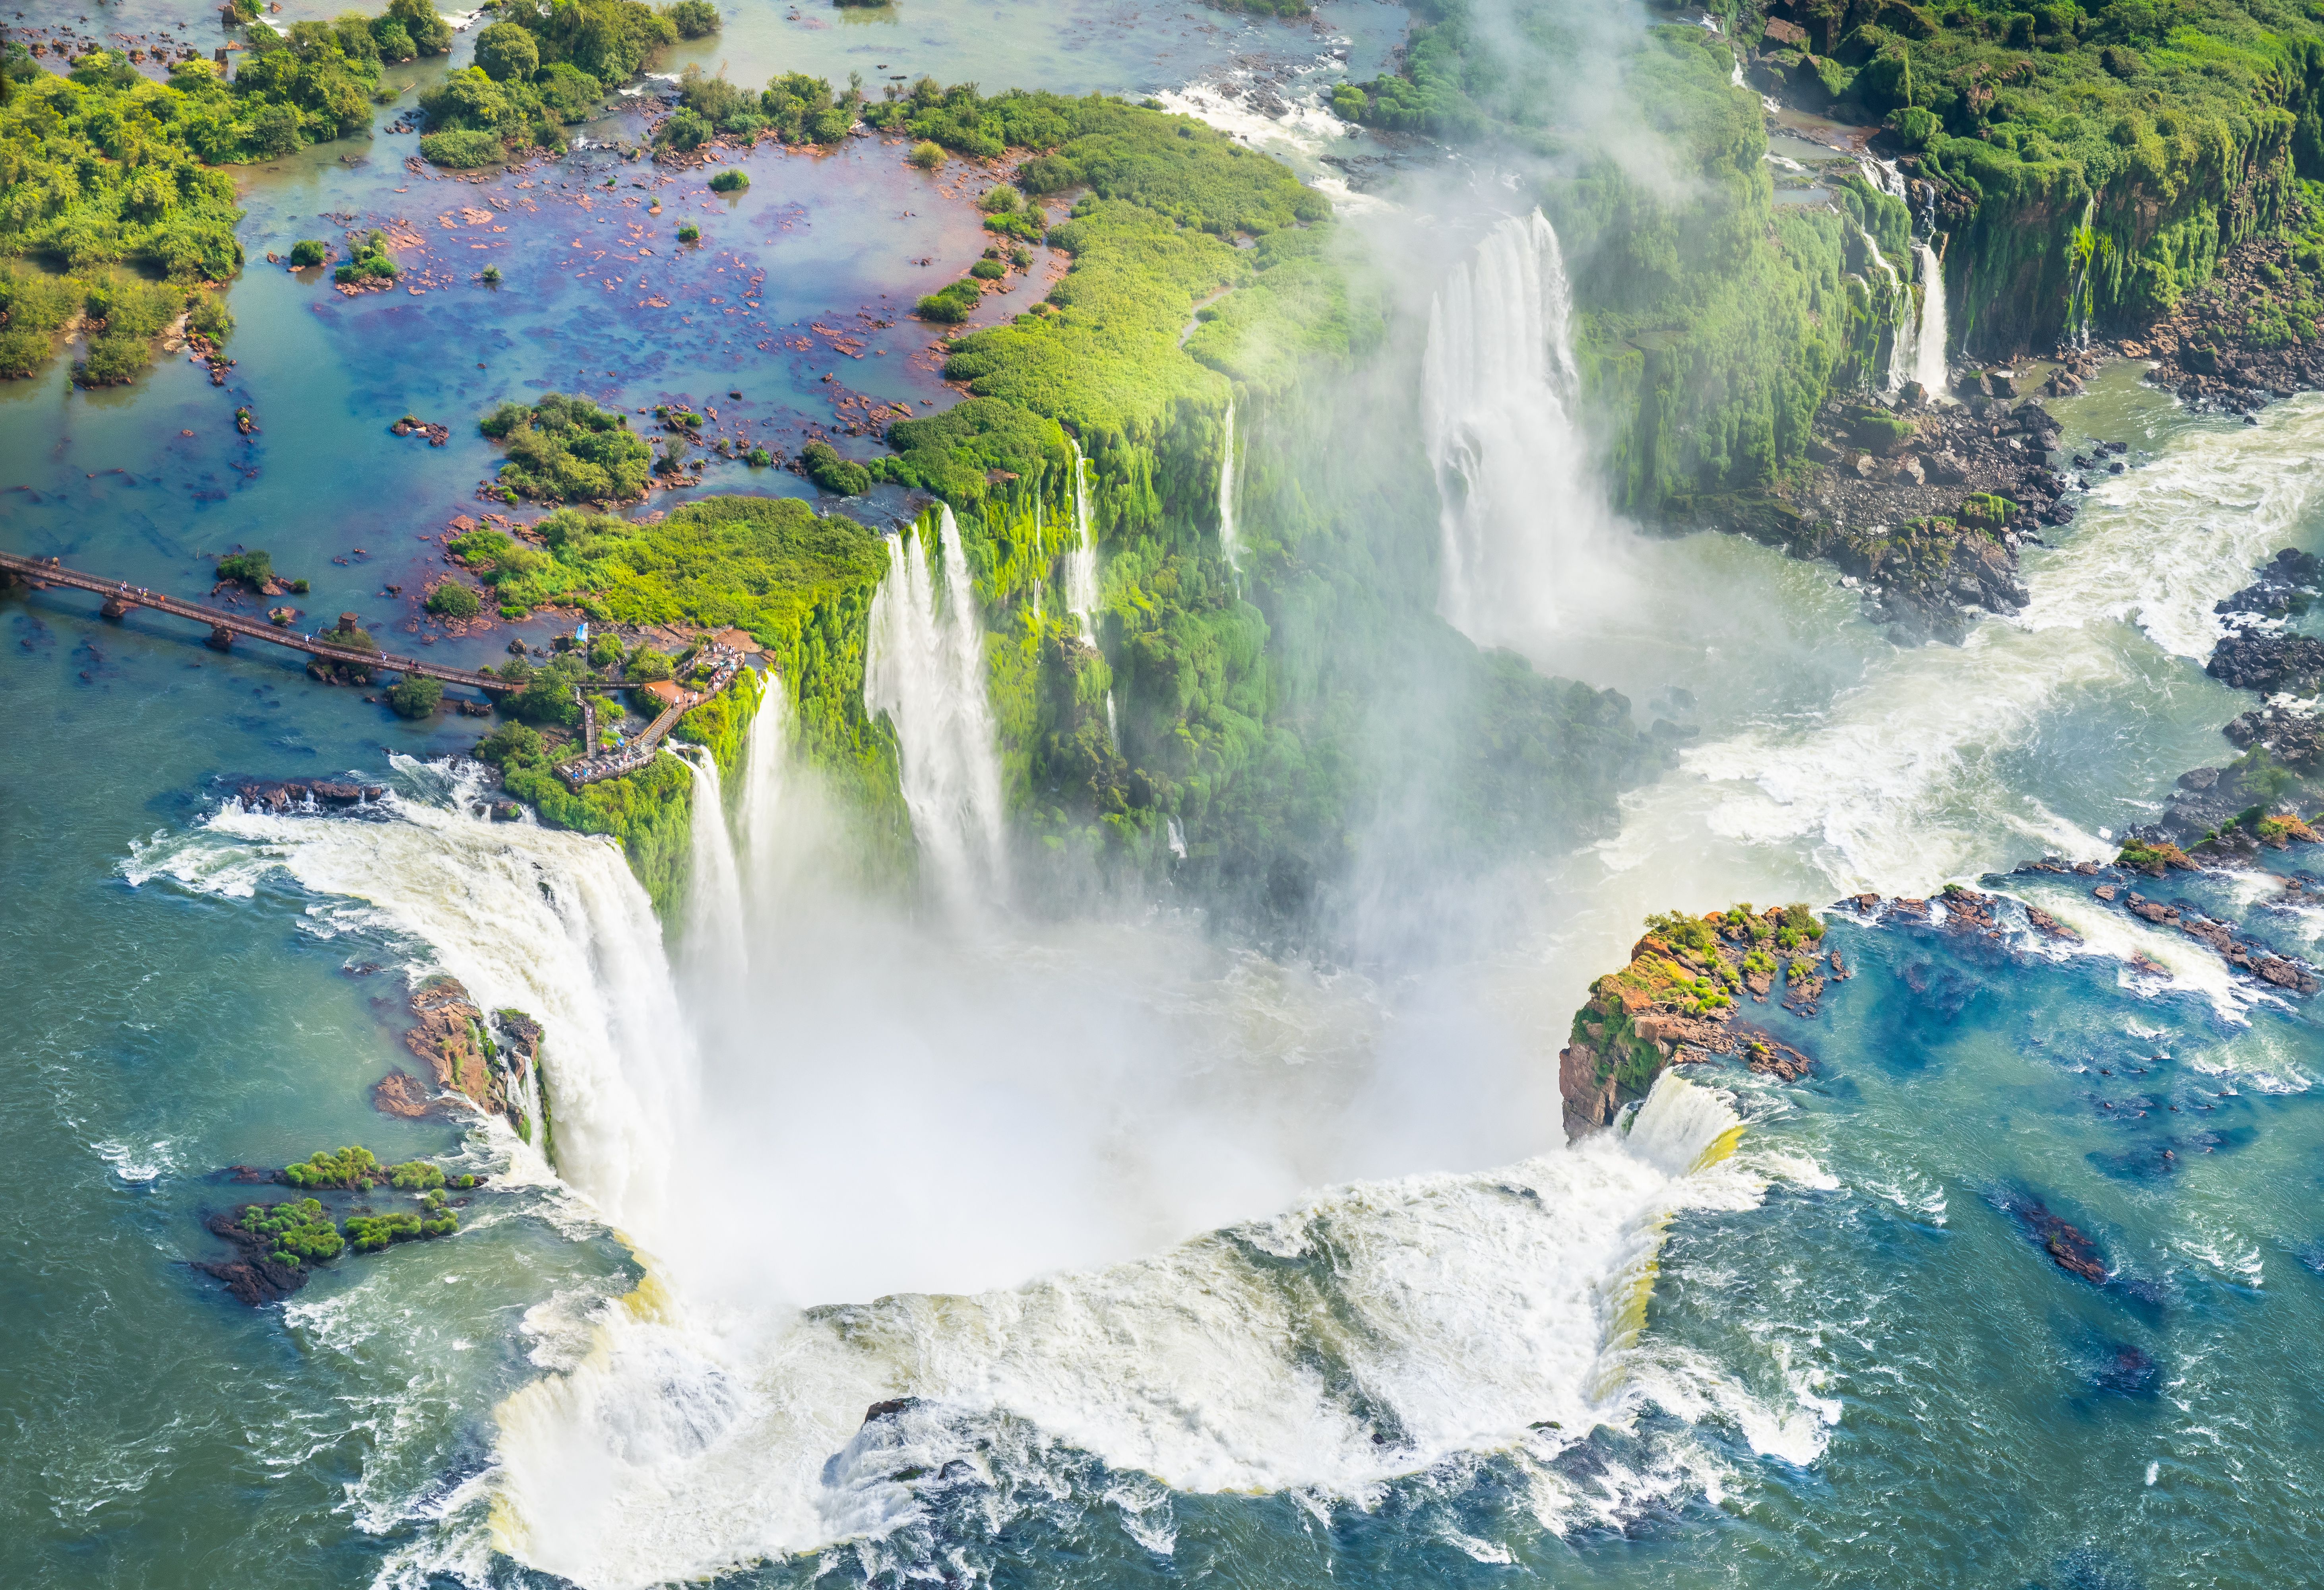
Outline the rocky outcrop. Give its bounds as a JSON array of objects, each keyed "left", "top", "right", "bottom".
[
  {"left": 405, "top": 977, "right": 504, "bottom": 1112},
  {"left": 2215, "top": 549, "right": 2322, "bottom": 620},
  {"left": 231, "top": 778, "right": 385, "bottom": 812},
  {"left": 370, "top": 1069, "right": 444, "bottom": 1119},
  {"left": 2223, "top": 707, "right": 2324, "bottom": 774},
  {"left": 2206, "top": 631, "right": 2324, "bottom": 696},
  {"left": 1559, "top": 902, "right": 1833, "bottom": 1140}
]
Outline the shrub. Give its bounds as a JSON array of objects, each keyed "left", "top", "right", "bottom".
[
  {"left": 800, "top": 439, "right": 870, "bottom": 494},
  {"left": 663, "top": 0, "right": 721, "bottom": 37},
  {"left": 626, "top": 646, "right": 675, "bottom": 681},
  {"left": 745, "top": 445, "right": 772, "bottom": 466},
  {"left": 239, "top": 1198, "right": 344, "bottom": 1265},
  {"left": 677, "top": 222, "right": 702, "bottom": 242},
  {"left": 481, "top": 265, "right": 503, "bottom": 284},
  {"left": 216, "top": 550, "right": 275, "bottom": 590},
  {"left": 968, "top": 258, "right": 1006, "bottom": 280},
  {"left": 384, "top": 0, "right": 452, "bottom": 56},
  {"left": 479, "top": 392, "right": 653, "bottom": 502},
  {"left": 708, "top": 168, "right": 749, "bottom": 192},
  {"left": 473, "top": 20, "right": 539, "bottom": 82},
  {"left": 475, "top": 720, "right": 545, "bottom": 765},
  {"left": 428, "top": 581, "right": 483, "bottom": 619},
  {"left": 509, "top": 671, "right": 582, "bottom": 726},
  {"left": 658, "top": 108, "right": 712, "bottom": 151},
  {"left": 388, "top": 673, "right": 445, "bottom": 717},
  {"left": 534, "top": 61, "right": 605, "bottom": 122},
  {"left": 334, "top": 229, "right": 399, "bottom": 283},
  {"left": 288, "top": 238, "right": 330, "bottom": 267},
  {"left": 372, "top": 16, "right": 417, "bottom": 59},
  {"left": 915, "top": 278, "right": 982, "bottom": 322},
  {"left": 389, "top": 1160, "right": 447, "bottom": 1190},
  {"left": 345, "top": 1211, "right": 425, "bottom": 1251},
  {"left": 421, "top": 127, "right": 508, "bottom": 168},
  {"left": 283, "top": 1145, "right": 387, "bottom": 1189},
  {"left": 909, "top": 140, "right": 944, "bottom": 168},
  {"left": 977, "top": 182, "right": 1021, "bottom": 213},
  {"left": 588, "top": 634, "right": 624, "bottom": 668}
]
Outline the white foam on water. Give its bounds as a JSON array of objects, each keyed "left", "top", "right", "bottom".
[
  {"left": 122, "top": 758, "right": 691, "bottom": 1236},
  {"left": 2016, "top": 886, "right": 2272, "bottom": 1024},
  {"left": 1598, "top": 398, "right": 2324, "bottom": 898},
  {"left": 93, "top": 1138, "right": 174, "bottom": 1184},
  {"left": 483, "top": 1074, "right": 1787, "bottom": 1589}
]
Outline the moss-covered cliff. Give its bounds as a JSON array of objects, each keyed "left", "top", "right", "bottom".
[{"left": 863, "top": 83, "right": 1669, "bottom": 933}]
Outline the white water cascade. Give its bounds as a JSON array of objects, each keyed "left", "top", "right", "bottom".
[
  {"left": 1215, "top": 399, "right": 1241, "bottom": 571},
  {"left": 737, "top": 674, "right": 789, "bottom": 913},
  {"left": 1911, "top": 238, "right": 1950, "bottom": 394},
  {"left": 672, "top": 743, "right": 746, "bottom": 991},
  {"left": 1421, "top": 208, "right": 1602, "bottom": 648},
  {"left": 1856, "top": 223, "right": 1914, "bottom": 392},
  {"left": 864, "top": 506, "right": 1009, "bottom": 912},
  {"left": 1065, "top": 436, "right": 1100, "bottom": 636}
]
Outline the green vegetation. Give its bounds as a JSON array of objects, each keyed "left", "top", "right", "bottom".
[
  {"left": 333, "top": 229, "right": 398, "bottom": 284},
  {"left": 968, "top": 257, "right": 1007, "bottom": 281},
  {"left": 215, "top": 550, "right": 275, "bottom": 590},
  {"left": 388, "top": 673, "right": 444, "bottom": 717},
  {"left": 427, "top": 580, "right": 482, "bottom": 619},
  {"left": 288, "top": 238, "right": 329, "bottom": 267},
  {"left": 0, "top": 60, "right": 245, "bottom": 283},
  {"left": 238, "top": 1199, "right": 345, "bottom": 1266},
  {"left": 457, "top": 497, "right": 898, "bottom": 909},
  {"left": 480, "top": 391, "right": 653, "bottom": 502},
  {"left": 708, "top": 167, "right": 749, "bottom": 192},
  {"left": 915, "top": 276, "right": 983, "bottom": 322},
  {"left": 1200, "top": 0, "right": 1309, "bottom": 13},
  {"left": 909, "top": 139, "right": 945, "bottom": 168},
  {"left": 420, "top": 0, "right": 726, "bottom": 160},
  {"left": 800, "top": 438, "right": 871, "bottom": 494},
  {"left": 677, "top": 222, "right": 701, "bottom": 243},
  {"left": 283, "top": 1146, "right": 388, "bottom": 1189},
  {"left": 0, "top": 266, "right": 82, "bottom": 378},
  {"left": 665, "top": 0, "right": 721, "bottom": 37}
]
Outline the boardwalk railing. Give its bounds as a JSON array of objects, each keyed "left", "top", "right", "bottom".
[
  {"left": 5, "top": 550, "right": 753, "bottom": 791},
  {"left": 0, "top": 551, "right": 674, "bottom": 696}
]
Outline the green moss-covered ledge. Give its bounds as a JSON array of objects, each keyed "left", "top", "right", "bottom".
[{"left": 465, "top": 494, "right": 902, "bottom": 914}]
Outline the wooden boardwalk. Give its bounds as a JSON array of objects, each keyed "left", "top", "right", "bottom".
[
  {"left": 0, "top": 551, "right": 525, "bottom": 692},
  {"left": 6, "top": 551, "right": 757, "bottom": 791}
]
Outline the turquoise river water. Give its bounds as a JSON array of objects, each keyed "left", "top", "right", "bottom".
[{"left": 4, "top": 3, "right": 2324, "bottom": 1588}]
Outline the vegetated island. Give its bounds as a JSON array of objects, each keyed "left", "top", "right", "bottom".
[{"left": 199, "top": 1146, "right": 477, "bottom": 1306}]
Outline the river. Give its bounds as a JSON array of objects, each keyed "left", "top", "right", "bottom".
[{"left": 4, "top": 2, "right": 2324, "bottom": 1587}]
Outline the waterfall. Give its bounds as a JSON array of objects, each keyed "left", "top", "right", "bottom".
[
  {"left": 1855, "top": 222, "right": 1913, "bottom": 392},
  {"left": 1911, "top": 239, "right": 1950, "bottom": 394},
  {"left": 1215, "top": 399, "right": 1241, "bottom": 572},
  {"left": 738, "top": 676, "right": 790, "bottom": 924},
  {"left": 863, "top": 506, "right": 1008, "bottom": 911},
  {"left": 1421, "top": 207, "right": 1597, "bottom": 646},
  {"left": 1065, "top": 437, "right": 1100, "bottom": 637},
  {"left": 2067, "top": 194, "right": 2096, "bottom": 350},
  {"left": 131, "top": 759, "right": 693, "bottom": 1231},
  {"left": 672, "top": 743, "right": 746, "bottom": 991}
]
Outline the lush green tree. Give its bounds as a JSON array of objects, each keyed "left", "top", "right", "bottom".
[
  {"left": 388, "top": 673, "right": 445, "bottom": 717},
  {"left": 480, "top": 392, "right": 654, "bottom": 502},
  {"left": 799, "top": 439, "right": 871, "bottom": 494},
  {"left": 473, "top": 21, "right": 540, "bottom": 82},
  {"left": 427, "top": 581, "right": 483, "bottom": 619},
  {"left": 663, "top": 0, "right": 721, "bottom": 38},
  {"left": 384, "top": 0, "right": 453, "bottom": 56}
]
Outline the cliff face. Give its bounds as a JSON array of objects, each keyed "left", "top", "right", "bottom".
[{"left": 1559, "top": 904, "right": 1831, "bottom": 1140}]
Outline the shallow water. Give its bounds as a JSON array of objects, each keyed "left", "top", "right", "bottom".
[{"left": 8, "top": 8, "right": 2324, "bottom": 1590}]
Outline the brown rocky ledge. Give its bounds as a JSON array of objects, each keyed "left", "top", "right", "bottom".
[
  {"left": 399, "top": 976, "right": 545, "bottom": 1130},
  {"left": 1560, "top": 902, "right": 1835, "bottom": 1140}
]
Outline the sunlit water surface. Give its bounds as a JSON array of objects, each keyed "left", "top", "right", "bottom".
[{"left": 6, "top": 3, "right": 2324, "bottom": 1585}]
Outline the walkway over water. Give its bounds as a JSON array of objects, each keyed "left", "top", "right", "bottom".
[
  {"left": 6, "top": 551, "right": 759, "bottom": 791},
  {"left": 0, "top": 551, "right": 524, "bottom": 693}
]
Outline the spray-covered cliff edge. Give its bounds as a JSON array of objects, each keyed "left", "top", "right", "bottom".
[{"left": 1342, "top": 0, "right": 2324, "bottom": 539}]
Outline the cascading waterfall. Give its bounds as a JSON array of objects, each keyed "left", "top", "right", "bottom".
[
  {"left": 2066, "top": 194, "right": 2097, "bottom": 350},
  {"left": 864, "top": 506, "right": 1009, "bottom": 911},
  {"left": 1065, "top": 437, "right": 1100, "bottom": 635},
  {"left": 1215, "top": 399, "right": 1241, "bottom": 572},
  {"left": 672, "top": 743, "right": 746, "bottom": 991},
  {"left": 1910, "top": 238, "right": 1950, "bottom": 394},
  {"left": 737, "top": 673, "right": 790, "bottom": 918},
  {"left": 1065, "top": 437, "right": 1121, "bottom": 746},
  {"left": 1421, "top": 207, "right": 1599, "bottom": 646},
  {"left": 128, "top": 759, "right": 693, "bottom": 1230},
  {"left": 1857, "top": 223, "right": 1913, "bottom": 392}
]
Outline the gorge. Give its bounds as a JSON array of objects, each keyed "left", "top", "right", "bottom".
[{"left": 7, "top": 0, "right": 2324, "bottom": 1587}]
